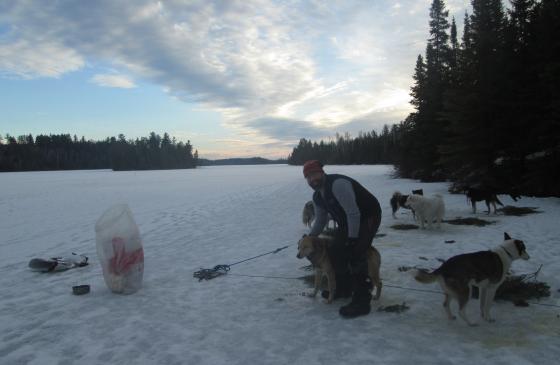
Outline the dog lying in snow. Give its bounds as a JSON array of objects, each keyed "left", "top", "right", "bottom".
[
  {"left": 405, "top": 194, "right": 445, "bottom": 229},
  {"left": 296, "top": 235, "right": 382, "bottom": 303},
  {"left": 414, "top": 233, "right": 530, "bottom": 326},
  {"left": 390, "top": 189, "right": 423, "bottom": 219}
]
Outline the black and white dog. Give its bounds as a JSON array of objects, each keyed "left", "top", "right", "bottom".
[
  {"left": 390, "top": 189, "right": 423, "bottom": 219},
  {"left": 415, "top": 233, "right": 530, "bottom": 326},
  {"left": 465, "top": 187, "right": 504, "bottom": 214}
]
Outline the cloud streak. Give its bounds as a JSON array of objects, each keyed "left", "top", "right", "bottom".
[
  {"left": 0, "top": 0, "right": 470, "bottom": 156},
  {"left": 91, "top": 74, "right": 136, "bottom": 89}
]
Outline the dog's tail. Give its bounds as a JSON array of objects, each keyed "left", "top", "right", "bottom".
[
  {"left": 414, "top": 269, "right": 438, "bottom": 284},
  {"left": 495, "top": 195, "right": 504, "bottom": 206}
]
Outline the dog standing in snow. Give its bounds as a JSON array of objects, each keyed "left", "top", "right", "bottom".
[
  {"left": 296, "top": 235, "right": 337, "bottom": 303},
  {"left": 414, "top": 233, "right": 530, "bottom": 326},
  {"left": 302, "top": 201, "right": 315, "bottom": 227},
  {"left": 465, "top": 187, "right": 504, "bottom": 215},
  {"left": 296, "top": 235, "right": 382, "bottom": 303},
  {"left": 405, "top": 194, "right": 445, "bottom": 229},
  {"left": 390, "top": 189, "right": 423, "bottom": 219},
  {"left": 301, "top": 200, "right": 337, "bottom": 229}
]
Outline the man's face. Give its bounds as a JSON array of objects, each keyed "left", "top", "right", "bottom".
[{"left": 306, "top": 171, "right": 324, "bottom": 190}]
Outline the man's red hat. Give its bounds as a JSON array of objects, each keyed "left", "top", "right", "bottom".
[{"left": 303, "top": 160, "right": 324, "bottom": 178}]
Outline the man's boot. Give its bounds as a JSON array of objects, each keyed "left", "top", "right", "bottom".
[{"left": 339, "top": 274, "right": 372, "bottom": 318}]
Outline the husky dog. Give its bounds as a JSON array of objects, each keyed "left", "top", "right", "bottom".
[
  {"left": 302, "top": 201, "right": 315, "bottom": 227},
  {"left": 296, "top": 235, "right": 382, "bottom": 303},
  {"left": 390, "top": 189, "right": 423, "bottom": 219},
  {"left": 302, "top": 200, "right": 337, "bottom": 229},
  {"left": 296, "top": 235, "right": 337, "bottom": 303},
  {"left": 405, "top": 194, "right": 445, "bottom": 229},
  {"left": 465, "top": 187, "right": 504, "bottom": 214},
  {"left": 415, "top": 233, "right": 530, "bottom": 326}
]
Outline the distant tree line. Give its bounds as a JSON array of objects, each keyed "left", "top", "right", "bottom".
[
  {"left": 289, "top": 0, "right": 560, "bottom": 197},
  {"left": 0, "top": 132, "right": 197, "bottom": 171},
  {"left": 197, "top": 157, "right": 287, "bottom": 166},
  {"left": 288, "top": 127, "right": 399, "bottom": 165}
]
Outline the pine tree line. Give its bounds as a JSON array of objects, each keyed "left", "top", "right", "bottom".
[
  {"left": 0, "top": 132, "right": 197, "bottom": 171},
  {"left": 287, "top": 127, "right": 400, "bottom": 165},
  {"left": 400, "top": 0, "right": 559, "bottom": 197},
  {"left": 288, "top": 0, "right": 560, "bottom": 197}
]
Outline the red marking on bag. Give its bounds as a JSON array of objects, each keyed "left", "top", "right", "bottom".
[{"left": 109, "top": 237, "right": 144, "bottom": 275}]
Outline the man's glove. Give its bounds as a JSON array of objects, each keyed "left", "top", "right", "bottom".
[{"left": 346, "top": 237, "right": 359, "bottom": 247}]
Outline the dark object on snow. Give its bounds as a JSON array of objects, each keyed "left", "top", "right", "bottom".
[
  {"left": 495, "top": 267, "right": 550, "bottom": 303},
  {"left": 443, "top": 217, "right": 495, "bottom": 226},
  {"left": 498, "top": 206, "right": 541, "bottom": 216},
  {"left": 29, "top": 258, "right": 58, "bottom": 272},
  {"left": 193, "top": 265, "right": 230, "bottom": 281},
  {"left": 193, "top": 245, "right": 291, "bottom": 281},
  {"left": 72, "top": 285, "right": 90, "bottom": 295},
  {"left": 445, "top": 240, "right": 455, "bottom": 244},
  {"left": 398, "top": 266, "right": 417, "bottom": 272},
  {"left": 28, "top": 254, "right": 89, "bottom": 272},
  {"left": 378, "top": 302, "right": 410, "bottom": 313},
  {"left": 391, "top": 224, "right": 419, "bottom": 230}
]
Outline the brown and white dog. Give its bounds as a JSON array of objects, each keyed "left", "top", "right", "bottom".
[
  {"left": 415, "top": 233, "right": 530, "bottom": 325},
  {"left": 296, "top": 235, "right": 382, "bottom": 303}
]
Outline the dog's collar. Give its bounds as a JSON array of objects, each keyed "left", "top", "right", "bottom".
[{"left": 500, "top": 246, "right": 514, "bottom": 259}]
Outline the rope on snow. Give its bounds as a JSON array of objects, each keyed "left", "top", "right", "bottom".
[{"left": 193, "top": 244, "right": 292, "bottom": 281}]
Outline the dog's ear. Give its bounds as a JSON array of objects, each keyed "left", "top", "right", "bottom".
[{"left": 504, "top": 232, "right": 511, "bottom": 240}]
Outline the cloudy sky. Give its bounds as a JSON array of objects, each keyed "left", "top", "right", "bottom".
[{"left": 0, "top": 0, "right": 470, "bottom": 159}]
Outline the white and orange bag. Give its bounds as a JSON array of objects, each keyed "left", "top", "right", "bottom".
[{"left": 95, "top": 204, "right": 144, "bottom": 294}]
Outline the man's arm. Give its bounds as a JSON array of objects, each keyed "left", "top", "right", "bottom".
[{"left": 332, "top": 179, "right": 360, "bottom": 239}]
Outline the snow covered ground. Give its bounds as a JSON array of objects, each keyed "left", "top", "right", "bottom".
[{"left": 1, "top": 164, "right": 559, "bottom": 365}]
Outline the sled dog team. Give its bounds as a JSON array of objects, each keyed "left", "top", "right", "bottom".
[{"left": 299, "top": 179, "right": 530, "bottom": 325}]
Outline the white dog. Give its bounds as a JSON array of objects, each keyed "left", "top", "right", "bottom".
[{"left": 405, "top": 194, "right": 445, "bottom": 229}]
